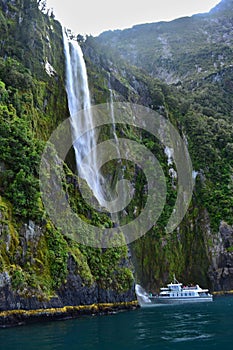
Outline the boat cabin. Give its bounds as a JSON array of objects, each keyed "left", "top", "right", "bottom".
[{"left": 167, "top": 283, "right": 182, "bottom": 292}]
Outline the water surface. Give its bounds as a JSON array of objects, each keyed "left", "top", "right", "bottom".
[{"left": 1, "top": 296, "right": 233, "bottom": 349}]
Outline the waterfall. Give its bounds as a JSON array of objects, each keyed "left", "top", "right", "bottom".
[
  {"left": 108, "top": 85, "right": 121, "bottom": 222},
  {"left": 109, "top": 88, "right": 120, "bottom": 155},
  {"left": 63, "top": 31, "right": 130, "bottom": 221},
  {"left": 108, "top": 80, "right": 131, "bottom": 222},
  {"left": 63, "top": 29, "right": 105, "bottom": 207}
]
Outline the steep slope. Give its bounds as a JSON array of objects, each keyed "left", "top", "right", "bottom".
[
  {"left": 90, "top": 0, "right": 233, "bottom": 291},
  {"left": 96, "top": 0, "right": 233, "bottom": 84}
]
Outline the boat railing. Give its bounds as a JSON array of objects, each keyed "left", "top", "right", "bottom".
[{"left": 182, "top": 284, "right": 202, "bottom": 290}]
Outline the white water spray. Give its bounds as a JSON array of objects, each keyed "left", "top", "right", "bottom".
[{"left": 135, "top": 284, "right": 152, "bottom": 305}]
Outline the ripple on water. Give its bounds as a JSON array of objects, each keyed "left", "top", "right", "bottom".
[
  {"left": 160, "top": 309, "right": 214, "bottom": 344},
  {"left": 162, "top": 333, "right": 213, "bottom": 343}
]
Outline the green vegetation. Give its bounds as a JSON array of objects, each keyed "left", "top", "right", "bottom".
[
  {"left": 0, "top": 0, "right": 134, "bottom": 302},
  {"left": 89, "top": 0, "right": 233, "bottom": 290},
  {"left": 1, "top": 0, "right": 233, "bottom": 301}
]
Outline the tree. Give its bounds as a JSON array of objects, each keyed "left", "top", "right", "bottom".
[{"left": 37, "top": 0, "right": 47, "bottom": 12}]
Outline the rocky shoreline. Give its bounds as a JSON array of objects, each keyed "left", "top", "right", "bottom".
[
  {"left": 213, "top": 290, "right": 233, "bottom": 296},
  {"left": 0, "top": 301, "right": 139, "bottom": 328}
]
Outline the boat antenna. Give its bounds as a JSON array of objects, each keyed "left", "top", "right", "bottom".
[{"left": 173, "top": 274, "right": 179, "bottom": 284}]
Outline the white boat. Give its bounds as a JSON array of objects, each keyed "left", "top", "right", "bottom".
[{"left": 135, "top": 277, "right": 213, "bottom": 307}]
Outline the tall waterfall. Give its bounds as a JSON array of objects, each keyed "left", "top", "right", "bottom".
[{"left": 63, "top": 29, "right": 105, "bottom": 206}]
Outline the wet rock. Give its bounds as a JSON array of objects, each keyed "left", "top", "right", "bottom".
[
  {"left": 208, "top": 221, "right": 233, "bottom": 291},
  {"left": 19, "top": 221, "right": 42, "bottom": 263},
  {"left": 0, "top": 254, "right": 135, "bottom": 316}
]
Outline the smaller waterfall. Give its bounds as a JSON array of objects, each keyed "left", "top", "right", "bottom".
[
  {"left": 108, "top": 86, "right": 121, "bottom": 223},
  {"left": 109, "top": 88, "right": 120, "bottom": 155},
  {"left": 107, "top": 80, "right": 131, "bottom": 222}
]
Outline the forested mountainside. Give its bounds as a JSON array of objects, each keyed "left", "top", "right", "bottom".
[
  {"left": 0, "top": 0, "right": 135, "bottom": 321},
  {"left": 0, "top": 0, "right": 233, "bottom": 324},
  {"left": 96, "top": 0, "right": 233, "bottom": 84},
  {"left": 91, "top": 0, "right": 233, "bottom": 290}
]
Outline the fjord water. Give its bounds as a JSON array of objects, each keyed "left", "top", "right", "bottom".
[{"left": 1, "top": 296, "right": 233, "bottom": 350}]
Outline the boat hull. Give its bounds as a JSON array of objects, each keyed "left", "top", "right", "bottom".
[
  {"left": 155, "top": 296, "right": 213, "bottom": 304},
  {"left": 139, "top": 295, "right": 213, "bottom": 307}
]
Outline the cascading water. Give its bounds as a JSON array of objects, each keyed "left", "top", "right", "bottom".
[
  {"left": 63, "top": 31, "right": 130, "bottom": 222},
  {"left": 63, "top": 29, "right": 105, "bottom": 206},
  {"left": 108, "top": 84, "right": 122, "bottom": 222},
  {"left": 109, "top": 87, "right": 120, "bottom": 156},
  {"left": 108, "top": 79, "right": 131, "bottom": 222}
]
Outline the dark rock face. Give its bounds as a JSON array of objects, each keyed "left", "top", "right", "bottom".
[
  {"left": 209, "top": 222, "right": 233, "bottom": 291},
  {"left": 109, "top": 74, "right": 129, "bottom": 100},
  {"left": 0, "top": 255, "right": 135, "bottom": 313},
  {"left": 58, "top": 257, "right": 135, "bottom": 306},
  {"left": 0, "top": 270, "right": 62, "bottom": 311},
  {"left": 57, "top": 258, "right": 98, "bottom": 306}
]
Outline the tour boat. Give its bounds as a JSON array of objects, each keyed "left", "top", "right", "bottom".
[{"left": 135, "top": 277, "right": 213, "bottom": 307}]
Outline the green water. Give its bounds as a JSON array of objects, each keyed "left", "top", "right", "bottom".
[{"left": 1, "top": 296, "right": 233, "bottom": 349}]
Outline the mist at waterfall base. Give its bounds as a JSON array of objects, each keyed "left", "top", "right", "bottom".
[{"left": 1, "top": 296, "right": 233, "bottom": 349}]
